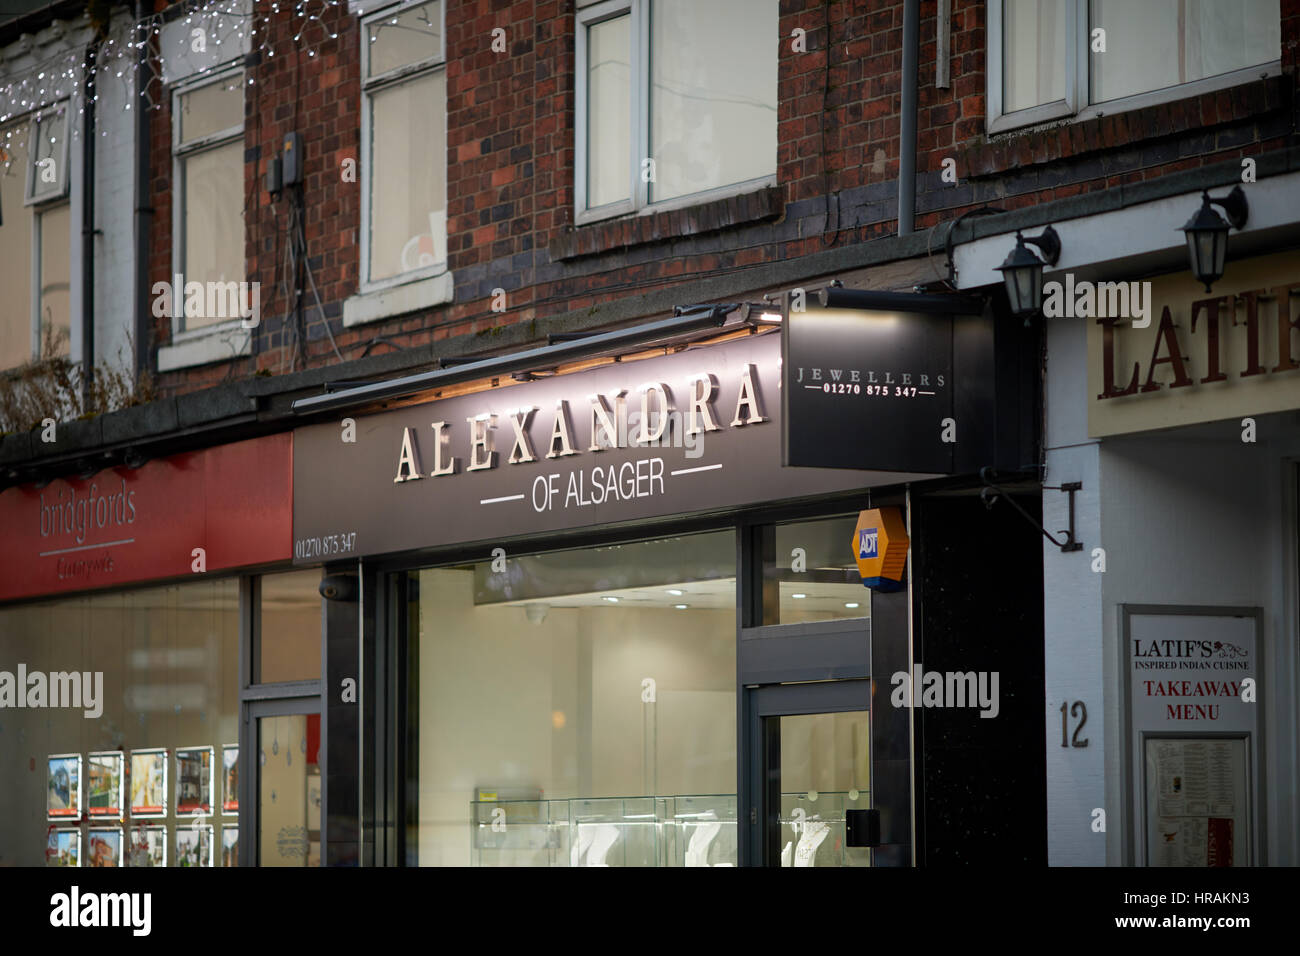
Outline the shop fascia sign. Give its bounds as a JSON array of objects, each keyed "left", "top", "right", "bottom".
[
  {"left": 292, "top": 334, "right": 890, "bottom": 562},
  {"left": 389, "top": 363, "right": 768, "bottom": 484},
  {"left": 1097, "top": 279, "right": 1300, "bottom": 399}
]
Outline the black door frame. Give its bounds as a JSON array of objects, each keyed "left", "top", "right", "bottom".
[{"left": 741, "top": 678, "right": 872, "bottom": 866}]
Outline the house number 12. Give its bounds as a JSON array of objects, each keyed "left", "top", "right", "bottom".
[{"left": 1060, "top": 701, "right": 1089, "bottom": 747}]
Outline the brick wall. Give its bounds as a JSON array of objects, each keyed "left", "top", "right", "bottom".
[{"left": 148, "top": 0, "right": 1299, "bottom": 398}]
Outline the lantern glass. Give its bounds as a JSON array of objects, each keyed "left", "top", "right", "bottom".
[{"left": 1002, "top": 262, "right": 1041, "bottom": 316}]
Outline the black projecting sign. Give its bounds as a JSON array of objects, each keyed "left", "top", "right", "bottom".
[{"left": 783, "top": 289, "right": 1036, "bottom": 476}]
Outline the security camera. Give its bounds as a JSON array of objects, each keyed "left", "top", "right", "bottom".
[{"left": 319, "top": 575, "right": 358, "bottom": 602}]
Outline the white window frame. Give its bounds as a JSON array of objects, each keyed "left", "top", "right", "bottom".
[
  {"left": 359, "top": 0, "right": 448, "bottom": 296},
  {"left": 575, "top": 0, "right": 777, "bottom": 225},
  {"left": 987, "top": 0, "right": 1283, "bottom": 136},
  {"left": 1, "top": 107, "right": 73, "bottom": 366},
  {"left": 169, "top": 65, "right": 246, "bottom": 344},
  {"left": 24, "top": 101, "right": 71, "bottom": 206}
]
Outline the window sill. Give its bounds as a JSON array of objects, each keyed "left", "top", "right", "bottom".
[
  {"left": 343, "top": 270, "right": 455, "bottom": 328},
  {"left": 157, "top": 323, "right": 252, "bottom": 372},
  {"left": 550, "top": 184, "right": 783, "bottom": 262},
  {"left": 964, "top": 74, "right": 1285, "bottom": 178}
]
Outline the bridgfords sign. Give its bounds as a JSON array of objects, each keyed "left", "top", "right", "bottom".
[{"left": 292, "top": 333, "right": 927, "bottom": 562}]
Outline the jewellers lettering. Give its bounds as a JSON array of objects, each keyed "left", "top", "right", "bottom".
[
  {"left": 393, "top": 364, "right": 767, "bottom": 483},
  {"left": 1098, "top": 281, "right": 1300, "bottom": 399},
  {"left": 793, "top": 365, "right": 945, "bottom": 393},
  {"left": 39, "top": 480, "right": 138, "bottom": 545}
]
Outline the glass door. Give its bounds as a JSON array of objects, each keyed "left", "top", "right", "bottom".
[
  {"left": 746, "top": 679, "right": 872, "bottom": 866},
  {"left": 247, "top": 700, "right": 322, "bottom": 866}
]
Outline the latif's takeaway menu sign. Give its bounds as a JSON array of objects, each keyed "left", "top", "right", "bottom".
[
  {"left": 292, "top": 333, "right": 928, "bottom": 561},
  {"left": 1124, "top": 606, "right": 1262, "bottom": 867}
]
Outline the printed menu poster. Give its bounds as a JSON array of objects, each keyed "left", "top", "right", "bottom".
[{"left": 1146, "top": 736, "right": 1247, "bottom": 866}]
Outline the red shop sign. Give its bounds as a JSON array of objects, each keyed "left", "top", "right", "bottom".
[{"left": 0, "top": 433, "right": 292, "bottom": 602}]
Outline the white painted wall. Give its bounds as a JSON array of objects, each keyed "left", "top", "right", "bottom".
[
  {"left": 1043, "top": 314, "right": 1107, "bottom": 865},
  {"left": 1045, "top": 308, "right": 1300, "bottom": 866}
]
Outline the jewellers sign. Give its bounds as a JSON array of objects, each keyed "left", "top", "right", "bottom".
[
  {"left": 1088, "top": 250, "right": 1300, "bottom": 437},
  {"left": 292, "top": 334, "right": 925, "bottom": 562},
  {"left": 783, "top": 292, "right": 1030, "bottom": 474}
]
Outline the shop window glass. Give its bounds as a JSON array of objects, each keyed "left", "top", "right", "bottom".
[
  {"left": 258, "top": 569, "right": 323, "bottom": 684},
  {"left": 0, "top": 579, "right": 239, "bottom": 867},
  {"left": 410, "top": 530, "right": 737, "bottom": 866},
  {"left": 762, "top": 515, "right": 871, "bottom": 626}
]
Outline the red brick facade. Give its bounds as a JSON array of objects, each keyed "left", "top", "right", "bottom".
[{"left": 146, "top": 0, "right": 1299, "bottom": 397}]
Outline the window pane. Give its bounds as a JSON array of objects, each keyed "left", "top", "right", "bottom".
[
  {"left": 1091, "top": 0, "right": 1279, "bottom": 103},
  {"left": 369, "top": 69, "right": 446, "bottom": 282},
  {"left": 1003, "top": 0, "right": 1066, "bottom": 112},
  {"left": 30, "top": 108, "right": 67, "bottom": 202},
  {"left": 762, "top": 515, "right": 871, "bottom": 625},
  {"left": 412, "top": 531, "right": 737, "bottom": 866},
  {"left": 0, "top": 125, "right": 33, "bottom": 369},
  {"left": 38, "top": 203, "right": 70, "bottom": 356},
  {"left": 259, "top": 569, "right": 323, "bottom": 683},
  {"left": 649, "top": 0, "right": 777, "bottom": 203},
  {"left": 586, "top": 14, "right": 631, "bottom": 209},
  {"left": 0, "top": 579, "right": 239, "bottom": 866},
  {"left": 182, "top": 140, "right": 245, "bottom": 329},
  {"left": 258, "top": 714, "right": 322, "bottom": 866},
  {"left": 367, "top": 0, "right": 442, "bottom": 77},
  {"left": 178, "top": 75, "right": 243, "bottom": 144}
]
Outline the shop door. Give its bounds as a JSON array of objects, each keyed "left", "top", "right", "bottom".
[
  {"left": 745, "top": 680, "right": 872, "bottom": 867},
  {"left": 246, "top": 698, "right": 323, "bottom": 866}
]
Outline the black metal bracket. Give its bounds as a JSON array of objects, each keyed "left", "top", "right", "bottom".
[{"left": 979, "top": 467, "right": 1083, "bottom": 553}]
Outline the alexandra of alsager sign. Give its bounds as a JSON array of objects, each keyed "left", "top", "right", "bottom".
[
  {"left": 1088, "top": 250, "right": 1300, "bottom": 438},
  {"left": 292, "top": 334, "right": 919, "bottom": 562}
]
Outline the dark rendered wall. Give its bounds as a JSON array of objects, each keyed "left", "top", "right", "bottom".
[{"left": 912, "top": 491, "right": 1047, "bottom": 865}]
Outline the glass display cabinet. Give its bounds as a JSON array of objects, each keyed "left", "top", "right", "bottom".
[
  {"left": 777, "top": 790, "right": 872, "bottom": 867},
  {"left": 470, "top": 798, "right": 569, "bottom": 867}
]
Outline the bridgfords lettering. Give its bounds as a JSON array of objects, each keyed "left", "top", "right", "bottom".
[
  {"left": 393, "top": 364, "right": 767, "bottom": 483},
  {"left": 39, "top": 479, "right": 137, "bottom": 545}
]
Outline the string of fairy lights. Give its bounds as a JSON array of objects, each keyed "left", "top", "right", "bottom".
[{"left": 0, "top": 0, "right": 357, "bottom": 173}]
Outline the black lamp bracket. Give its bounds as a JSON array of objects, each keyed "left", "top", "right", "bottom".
[
  {"left": 1205, "top": 185, "right": 1249, "bottom": 231},
  {"left": 1019, "top": 225, "right": 1062, "bottom": 267},
  {"left": 979, "top": 467, "right": 1083, "bottom": 553}
]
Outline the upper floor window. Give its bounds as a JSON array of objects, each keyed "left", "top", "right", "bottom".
[
  {"left": 171, "top": 69, "right": 245, "bottom": 333},
  {"left": 0, "top": 104, "right": 71, "bottom": 371},
  {"left": 576, "top": 0, "right": 778, "bottom": 222},
  {"left": 990, "top": 0, "right": 1281, "bottom": 133},
  {"left": 361, "top": 0, "right": 446, "bottom": 289}
]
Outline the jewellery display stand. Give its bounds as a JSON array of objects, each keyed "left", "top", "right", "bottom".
[
  {"left": 472, "top": 794, "right": 744, "bottom": 866},
  {"left": 664, "top": 794, "right": 738, "bottom": 867},
  {"left": 778, "top": 790, "right": 872, "bottom": 867},
  {"left": 568, "top": 797, "right": 664, "bottom": 867}
]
